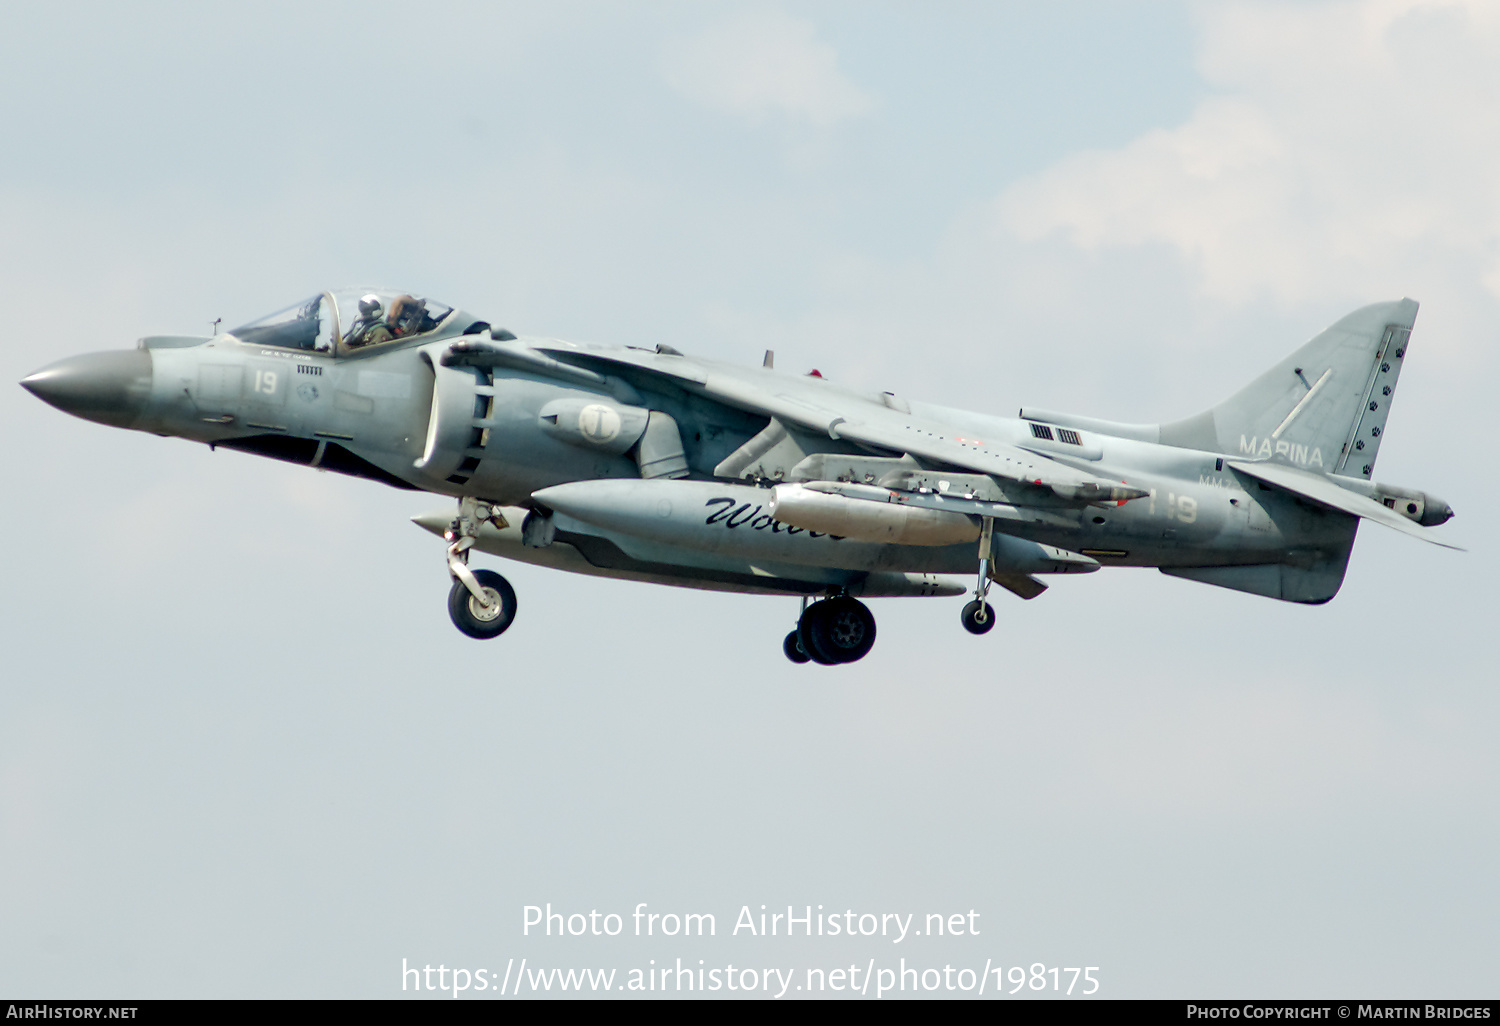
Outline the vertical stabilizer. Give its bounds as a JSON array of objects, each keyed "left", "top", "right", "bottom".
[{"left": 1159, "top": 299, "right": 1418, "bottom": 480}]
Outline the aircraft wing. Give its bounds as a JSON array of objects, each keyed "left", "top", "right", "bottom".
[
  {"left": 828, "top": 415, "right": 1135, "bottom": 499},
  {"left": 1226, "top": 459, "right": 1463, "bottom": 549},
  {"left": 523, "top": 341, "right": 1143, "bottom": 501}
]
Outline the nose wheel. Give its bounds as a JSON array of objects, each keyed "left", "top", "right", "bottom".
[
  {"left": 449, "top": 569, "right": 518, "bottom": 639},
  {"left": 788, "top": 594, "right": 877, "bottom": 665}
]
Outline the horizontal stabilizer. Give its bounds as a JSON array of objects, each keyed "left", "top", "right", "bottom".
[{"left": 1226, "top": 460, "right": 1462, "bottom": 550}]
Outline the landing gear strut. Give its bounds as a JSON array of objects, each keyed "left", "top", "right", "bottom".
[
  {"left": 962, "top": 516, "right": 997, "bottom": 635},
  {"left": 444, "top": 497, "right": 517, "bottom": 639},
  {"left": 787, "top": 592, "right": 877, "bottom": 665},
  {"left": 783, "top": 630, "right": 810, "bottom": 664},
  {"left": 784, "top": 596, "right": 812, "bottom": 663}
]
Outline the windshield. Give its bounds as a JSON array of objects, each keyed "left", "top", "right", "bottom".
[
  {"left": 333, "top": 288, "right": 453, "bottom": 352},
  {"left": 228, "top": 295, "right": 334, "bottom": 352}
]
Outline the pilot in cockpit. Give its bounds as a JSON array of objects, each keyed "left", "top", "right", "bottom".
[
  {"left": 388, "top": 294, "right": 429, "bottom": 338},
  {"left": 344, "top": 294, "right": 394, "bottom": 349}
]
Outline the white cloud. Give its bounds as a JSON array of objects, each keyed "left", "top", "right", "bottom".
[
  {"left": 662, "top": 9, "right": 873, "bottom": 126},
  {"left": 995, "top": 0, "right": 1500, "bottom": 315}
]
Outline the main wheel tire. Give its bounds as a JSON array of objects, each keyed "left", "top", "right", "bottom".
[
  {"left": 800, "top": 597, "right": 877, "bottom": 664},
  {"left": 783, "top": 630, "right": 810, "bottom": 664},
  {"left": 823, "top": 597, "right": 877, "bottom": 663},
  {"left": 960, "top": 599, "right": 995, "bottom": 635},
  {"left": 448, "top": 569, "right": 518, "bottom": 639},
  {"left": 797, "top": 603, "right": 839, "bottom": 665}
]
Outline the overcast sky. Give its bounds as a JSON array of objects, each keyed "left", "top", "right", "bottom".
[{"left": 2, "top": 0, "right": 1495, "bottom": 999}]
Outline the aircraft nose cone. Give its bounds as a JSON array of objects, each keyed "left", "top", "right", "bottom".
[{"left": 20, "top": 349, "right": 153, "bottom": 428}]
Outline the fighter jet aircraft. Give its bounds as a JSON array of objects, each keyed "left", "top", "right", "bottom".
[{"left": 20, "top": 288, "right": 1456, "bottom": 665}]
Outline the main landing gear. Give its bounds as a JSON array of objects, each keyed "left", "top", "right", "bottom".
[
  {"left": 444, "top": 497, "right": 517, "bottom": 639},
  {"left": 784, "top": 514, "right": 1008, "bottom": 662},
  {"left": 784, "top": 593, "right": 877, "bottom": 665}
]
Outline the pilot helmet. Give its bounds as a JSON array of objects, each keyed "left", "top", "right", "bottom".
[
  {"left": 358, "top": 294, "right": 383, "bottom": 318},
  {"left": 388, "top": 295, "right": 421, "bottom": 334}
]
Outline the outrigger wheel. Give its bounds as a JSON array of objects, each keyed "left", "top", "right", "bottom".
[
  {"left": 796, "top": 596, "right": 877, "bottom": 665},
  {"left": 960, "top": 599, "right": 995, "bottom": 635},
  {"left": 448, "top": 569, "right": 518, "bottom": 639}
]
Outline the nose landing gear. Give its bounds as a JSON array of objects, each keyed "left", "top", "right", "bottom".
[{"left": 444, "top": 497, "right": 518, "bottom": 639}]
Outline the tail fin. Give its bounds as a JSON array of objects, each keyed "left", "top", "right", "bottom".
[{"left": 1159, "top": 298, "right": 1419, "bottom": 480}]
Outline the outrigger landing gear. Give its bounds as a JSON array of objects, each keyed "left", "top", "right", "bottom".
[
  {"left": 962, "top": 516, "right": 997, "bottom": 636},
  {"left": 789, "top": 590, "right": 877, "bottom": 665},
  {"left": 444, "top": 497, "right": 517, "bottom": 639}
]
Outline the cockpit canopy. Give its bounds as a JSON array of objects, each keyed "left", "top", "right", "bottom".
[{"left": 227, "top": 289, "right": 476, "bottom": 355}]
